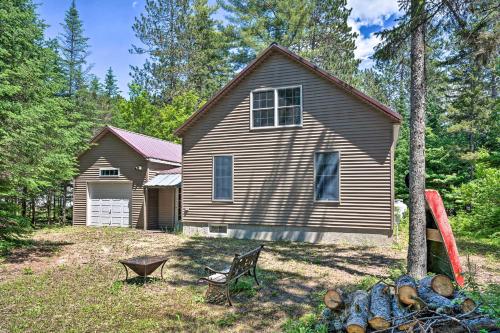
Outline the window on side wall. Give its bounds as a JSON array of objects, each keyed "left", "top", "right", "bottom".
[
  {"left": 314, "top": 152, "right": 340, "bottom": 202},
  {"left": 213, "top": 155, "right": 233, "bottom": 201},
  {"left": 251, "top": 86, "right": 302, "bottom": 129}
]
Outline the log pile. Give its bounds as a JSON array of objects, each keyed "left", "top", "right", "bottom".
[{"left": 321, "top": 274, "right": 498, "bottom": 332}]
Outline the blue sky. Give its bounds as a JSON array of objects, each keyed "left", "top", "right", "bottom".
[{"left": 37, "top": 0, "right": 400, "bottom": 96}]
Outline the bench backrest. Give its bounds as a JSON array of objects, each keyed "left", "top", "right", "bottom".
[{"left": 227, "top": 245, "right": 264, "bottom": 280}]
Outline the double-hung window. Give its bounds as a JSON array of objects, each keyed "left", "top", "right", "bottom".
[
  {"left": 213, "top": 155, "right": 233, "bottom": 201},
  {"left": 314, "top": 152, "right": 340, "bottom": 202},
  {"left": 251, "top": 86, "right": 302, "bottom": 128}
]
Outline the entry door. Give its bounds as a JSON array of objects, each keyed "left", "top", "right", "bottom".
[{"left": 88, "top": 183, "right": 131, "bottom": 227}]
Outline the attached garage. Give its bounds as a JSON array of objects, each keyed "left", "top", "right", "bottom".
[
  {"left": 74, "top": 125, "right": 182, "bottom": 229},
  {"left": 87, "top": 182, "right": 132, "bottom": 227}
]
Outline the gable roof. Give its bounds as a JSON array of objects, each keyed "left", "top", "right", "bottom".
[
  {"left": 85, "top": 126, "right": 181, "bottom": 164},
  {"left": 175, "top": 43, "right": 401, "bottom": 136}
]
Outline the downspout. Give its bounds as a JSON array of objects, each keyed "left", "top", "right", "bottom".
[{"left": 390, "top": 123, "right": 401, "bottom": 236}]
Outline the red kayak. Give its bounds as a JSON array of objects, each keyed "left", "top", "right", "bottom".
[{"left": 425, "top": 189, "right": 464, "bottom": 287}]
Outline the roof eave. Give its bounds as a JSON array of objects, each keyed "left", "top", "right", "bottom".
[{"left": 146, "top": 158, "right": 182, "bottom": 166}]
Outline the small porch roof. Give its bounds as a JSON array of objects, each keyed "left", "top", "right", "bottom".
[{"left": 144, "top": 174, "right": 181, "bottom": 188}]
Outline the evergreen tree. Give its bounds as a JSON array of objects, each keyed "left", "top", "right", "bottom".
[
  {"left": 130, "top": 0, "right": 234, "bottom": 102},
  {"left": 59, "top": 0, "right": 90, "bottom": 96},
  {"left": 89, "top": 75, "right": 102, "bottom": 99},
  {"left": 130, "top": 0, "right": 190, "bottom": 102},
  {"left": 0, "top": 0, "right": 92, "bottom": 227},
  {"left": 104, "top": 67, "right": 120, "bottom": 98},
  {"left": 443, "top": 2, "right": 499, "bottom": 179},
  {"left": 302, "top": 0, "right": 360, "bottom": 82},
  {"left": 222, "top": 0, "right": 359, "bottom": 83},
  {"left": 184, "top": 0, "right": 233, "bottom": 98}
]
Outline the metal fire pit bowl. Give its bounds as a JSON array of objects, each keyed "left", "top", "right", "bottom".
[{"left": 119, "top": 256, "right": 168, "bottom": 283}]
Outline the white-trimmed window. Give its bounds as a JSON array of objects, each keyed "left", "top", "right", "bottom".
[
  {"left": 99, "top": 168, "right": 120, "bottom": 177},
  {"left": 251, "top": 86, "right": 302, "bottom": 129},
  {"left": 314, "top": 152, "right": 340, "bottom": 202},
  {"left": 209, "top": 224, "right": 228, "bottom": 235},
  {"left": 212, "top": 155, "right": 233, "bottom": 201}
]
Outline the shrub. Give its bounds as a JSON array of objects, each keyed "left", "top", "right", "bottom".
[
  {"left": 0, "top": 204, "right": 32, "bottom": 255},
  {"left": 451, "top": 165, "right": 500, "bottom": 238}
]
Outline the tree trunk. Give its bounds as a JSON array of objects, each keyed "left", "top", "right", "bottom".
[
  {"left": 47, "top": 190, "right": 52, "bottom": 225},
  {"left": 30, "top": 198, "right": 36, "bottom": 226},
  {"left": 368, "top": 283, "right": 391, "bottom": 330},
  {"left": 53, "top": 191, "right": 57, "bottom": 222},
  {"left": 21, "top": 187, "right": 28, "bottom": 217},
  {"left": 396, "top": 274, "right": 418, "bottom": 305},
  {"left": 419, "top": 275, "right": 454, "bottom": 297},
  {"left": 345, "top": 290, "right": 369, "bottom": 333},
  {"left": 62, "top": 183, "right": 67, "bottom": 224},
  {"left": 407, "top": 0, "right": 427, "bottom": 280}
]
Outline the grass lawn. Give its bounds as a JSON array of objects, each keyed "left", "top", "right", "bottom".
[{"left": 0, "top": 227, "right": 498, "bottom": 333}]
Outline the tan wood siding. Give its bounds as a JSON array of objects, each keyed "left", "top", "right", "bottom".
[
  {"left": 147, "top": 161, "right": 177, "bottom": 179},
  {"left": 147, "top": 188, "right": 159, "bottom": 229},
  {"left": 74, "top": 133, "right": 148, "bottom": 228},
  {"left": 158, "top": 188, "right": 175, "bottom": 229},
  {"left": 181, "top": 52, "right": 395, "bottom": 234}
]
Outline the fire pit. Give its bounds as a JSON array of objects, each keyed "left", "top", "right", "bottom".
[{"left": 119, "top": 256, "right": 168, "bottom": 282}]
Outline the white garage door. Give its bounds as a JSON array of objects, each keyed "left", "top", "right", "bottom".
[{"left": 88, "top": 183, "right": 131, "bottom": 227}]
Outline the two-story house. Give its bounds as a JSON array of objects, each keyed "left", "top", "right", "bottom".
[{"left": 175, "top": 43, "right": 402, "bottom": 243}]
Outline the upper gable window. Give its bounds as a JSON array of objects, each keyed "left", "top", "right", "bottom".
[
  {"left": 251, "top": 86, "right": 302, "bottom": 129},
  {"left": 100, "top": 168, "right": 120, "bottom": 177}
]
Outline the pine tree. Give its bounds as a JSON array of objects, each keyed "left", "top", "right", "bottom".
[
  {"left": 184, "top": 0, "right": 233, "bottom": 98},
  {"left": 89, "top": 75, "right": 102, "bottom": 99},
  {"left": 130, "top": 0, "right": 190, "bottom": 102},
  {"left": 59, "top": 0, "right": 90, "bottom": 96},
  {"left": 0, "top": 0, "right": 91, "bottom": 227},
  {"left": 222, "top": 0, "right": 310, "bottom": 56},
  {"left": 444, "top": 2, "right": 499, "bottom": 179},
  {"left": 222, "top": 0, "right": 359, "bottom": 83},
  {"left": 104, "top": 67, "right": 120, "bottom": 98},
  {"left": 302, "top": 0, "right": 360, "bottom": 82},
  {"left": 130, "top": 0, "right": 232, "bottom": 103}
]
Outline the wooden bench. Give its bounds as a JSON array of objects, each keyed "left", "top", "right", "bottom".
[{"left": 198, "top": 245, "right": 264, "bottom": 306}]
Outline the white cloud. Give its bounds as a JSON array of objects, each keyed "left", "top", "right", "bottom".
[
  {"left": 346, "top": 0, "right": 401, "bottom": 68},
  {"left": 347, "top": 0, "right": 401, "bottom": 26},
  {"left": 132, "top": 1, "right": 138, "bottom": 8}
]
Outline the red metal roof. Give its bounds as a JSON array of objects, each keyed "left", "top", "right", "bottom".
[
  {"left": 175, "top": 43, "right": 402, "bottom": 136},
  {"left": 89, "top": 126, "right": 181, "bottom": 164}
]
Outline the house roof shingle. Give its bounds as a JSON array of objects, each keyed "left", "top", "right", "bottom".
[
  {"left": 88, "top": 126, "right": 181, "bottom": 164},
  {"left": 175, "top": 43, "right": 402, "bottom": 136}
]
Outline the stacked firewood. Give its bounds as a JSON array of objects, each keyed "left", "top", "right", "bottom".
[{"left": 321, "top": 274, "right": 498, "bottom": 332}]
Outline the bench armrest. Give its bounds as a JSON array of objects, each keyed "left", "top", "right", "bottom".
[{"left": 204, "top": 266, "right": 229, "bottom": 275}]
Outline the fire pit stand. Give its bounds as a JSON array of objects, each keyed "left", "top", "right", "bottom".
[{"left": 119, "top": 256, "right": 168, "bottom": 283}]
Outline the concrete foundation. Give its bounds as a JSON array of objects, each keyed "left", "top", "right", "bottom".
[{"left": 182, "top": 223, "right": 392, "bottom": 245}]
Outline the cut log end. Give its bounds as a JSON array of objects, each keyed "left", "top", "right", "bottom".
[
  {"left": 431, "top": 274, "right": 454, "bottom": 297},
  {"left": 460, "top": 297, "right": 477, "bottom": 313},
  {"left": 398, "top": 285, "right": 418, "bottom": 305},
  {"left": 368, "top": 317, "right": 391, "bottom": 330},
  {"left": 346, "top": 324, "right": 365, "bottom": 333},
  {"left": 396, "top": 275, "right": 418, "bottom": 305},
  {"left": 324, "top": 289, "right": 343, "bottom": 310}
]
